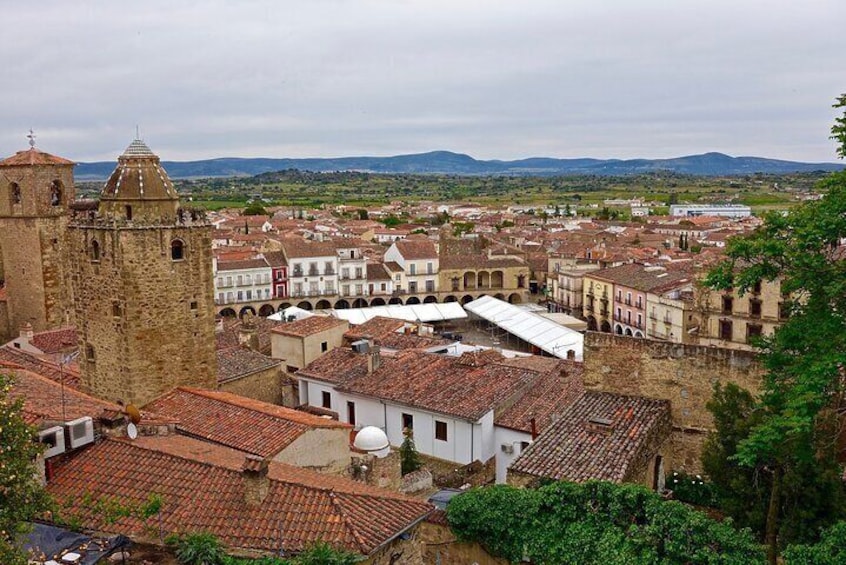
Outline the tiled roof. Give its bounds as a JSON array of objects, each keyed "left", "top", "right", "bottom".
[
  {"left": 216, "top": 258, "right": 269, "bottom": 271},
  {"left": 143, "top": 388, "right": 348, "bottom": 458},
  {"left": 271, "top": 316, "right": 347, "bottom": 338},
  {"left": 280, "top": 238, "right": 338, "bottom": 259},
  {"left": 494, "top": 360, "right": 584, "bottom": 434},
  {"left": 217, "top": 346, "right": 281, "bottom": 383},
  {"left": 393, "top": 239, "right": 437, "bottom": 260},
  {"left": 509, "top": 391, "right": 671, "bottom": 483},
  {"left": 30, "top": 327, "right": 78, "bottom": 354},
  {"left": 366, "top": 263, "right": 390, "bottom": 280},
  {"left": 263, "top": 251, "right": 288, "bottom": 267},
  {"left": 383, "top": 261, "right": 403, "bottom": 272},
  {"left": 302, "top": 349, "right": 538, "bottom": 421},
  {"left": 215, "top": 318, "right": 280, "bottom": 354},
  {"left": 0, "top": 148, "right": 75, "bottom": 167},
  {"left": 0, "top": 346, "right": 81, "bottom": 388},
  {"left": 590, "top": 263, "right": 692, "bottom": 292},
  {"left": 376, "top": 333, "right": 452, "bottom": 351},
  {"left": 47, "top": 435, "right": 432, "bottom": 555},
  {"left": 6, "top": 366, "right": 120, "bottom": 425},
  {"left": 344, "top": 317, "right": 405, "bottom": 340}
]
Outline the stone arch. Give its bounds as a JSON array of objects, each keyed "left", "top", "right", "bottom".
[
  {"left": 624, "top": 328, "right": 633, "bottom": 337},
  {"left": 423, "top": 295, "right": 438, "bottom": 304},
  {"left": 600, "top": 320, "right": 612, "bottom": 333},
  {"left": 463, "top": 271, "right": 476, "bottom": 290},
  {"left": 352, "top": 298, "right": 368, "bottom": 308},
  {"left": 315, "top": 299, "right": 332, "bottom": 310},
  {"left": 90, "top": 239, "right": 101, "bottom": 262},
  {"left": 297, "top": 301, "right": 313, "bottom": 311},
  {"left": 494, "top": 293, "right": 506, "bottom": 300},
  {"left": 370, "top": 297, "right": 386, "bottom": 306},
  {"left": 406, "top": 296, "right": 421, "bottom": 305},
  {"left": 9, "top": 182, "right": 21, "bottom": 205},
  {"left": 461, "top": 295, "right": 474, "bottom": 305},
  {"left": 388, "top": 297, "right": 403, "bottom": 305},
  {"left": 220, "top": 308, "right": 237, "bottom": 318},
  {"left": 491, "top": 270, "right": 504, "bottom": 288},
  {"left": 334, "top": 299, "right": 350, "bottom": 309},
  {"left": 278, "top": 302, "right": 292, "bottom": 311},
  {"left": 615, "top": 324, "right": 623, "bottom": 335},
  {"left": 239, "top": 306, "right": 256, "bottom": 318},
  {"left": 171, "top": 238, "right": 185, "bottom": 261},
  {"left": 634, "top": 331, "right": 644, "bottom": 338},
  {"left": 258, "top": 304, "right": 275, "bottom": 317},
  {"left": 508, "top": 293, "right": 522, "bottom": 304},
  {"left": 444, "top": 295, "right": 458, "bottom": 303},
  {"left": 587, "top": 316, "right": 598, "bottom": 331},
  {"left": 477, "top": 271, "right": 490, "bottom": 288}
]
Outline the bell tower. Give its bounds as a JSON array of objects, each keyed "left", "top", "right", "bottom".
[
  {"left": 68, "top": 138, "right": 217, "bottom": 406},
  {"left": 0, "top": 132, "right": 75, "bottom": 338}
]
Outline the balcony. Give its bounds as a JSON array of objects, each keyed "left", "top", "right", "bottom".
[
  {"left": 292, "top": 269, "right": 304, "bottom": 277},
  {"left": 308, "top": 268, "right": 319, "bottom": 276}
]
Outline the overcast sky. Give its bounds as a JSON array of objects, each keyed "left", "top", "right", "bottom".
[{"left": 3, "top": 0, "right": 845, "bottom": 163}]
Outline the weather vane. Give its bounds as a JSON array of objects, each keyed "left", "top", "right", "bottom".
[{"left": 27, "top": 128, "right": 36, "bottom": 148}]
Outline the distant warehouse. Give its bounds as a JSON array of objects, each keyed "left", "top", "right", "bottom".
[{"left": 669, "top": 204, "right": 751, "bottom": 218}]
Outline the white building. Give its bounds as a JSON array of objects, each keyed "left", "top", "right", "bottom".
[
  {"left": 384, "top": 238, "right": 439, "bottom": 295},
  {"left": 280, "top": 239, "right": 340, "bottom": 299},
  {"left": 669, "top": 204, "right": 751, "bottom": 218},
  {"left": 213, "top": 257, "right": 272, "bottom": 305},
  {"left": 335, "top": 241, "right": 369, "bottom": 302}
]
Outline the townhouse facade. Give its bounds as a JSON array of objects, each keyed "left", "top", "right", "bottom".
[
  {"left": 384, "top": 238, "right": 440, "bottom": 295},
  {"left": 696, "top": 278, "right": 787, "bottom": 350},
  {"left": 213, "top": 258, "right": 273, "bottom": 305},
  {"left": 281, "top": 239, "right": 340, "bottom": 299}
]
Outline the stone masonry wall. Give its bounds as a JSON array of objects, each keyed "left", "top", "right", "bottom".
[
  {"left": 583, "top": 332, "right": 763, "bottom": 472},
  {"left": 219, "top": 365, "right": 284, "bottom": 405},
  {"left": 69, "top": 223, "right": 217, "bottom": 406}
]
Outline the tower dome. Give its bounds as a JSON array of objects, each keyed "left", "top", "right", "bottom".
[
  {"left": 354, "top": 426, "right": 390, "bottom": 457},
  {"left": 98, "top": 139, "right": 180, "bottom": 222}
]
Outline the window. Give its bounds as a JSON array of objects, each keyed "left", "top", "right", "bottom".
[
  {"left": 746, "top": 324, "right": 763, "bottom": 342},
  {"left": 342, "top": 284, "right": 350, "bottom": 296},
  {"left": 190, "top": 301, "right": 198, "bottom": 310},
  {"left": 409, "top": 263, "right": 416, "bottom": 275},
  {"left": 321, "top": 391, "right": 331, "bottom": 409},
  {"left": 125, "top": 205, "right": 132, "bottom": 220},
  {"left": 381, "top": 283, "right": 386, "bottom": 291},
  {"left": 10, "top": 182, "right": 21, "bottom": 205},
  {"left": 719, "top": 319, "right": 733, "bottom": 340},
  {"left": 112, "top": 302, "right": 121, "bottom": 317},
  {"left": 355, "top": 267, "right": 363, "bottom": 279},
  {"left": 752, "top": 280, "right": 762, "bottom": 294},
  {"left": 50, "top": 180, "right": 62, "bottom": 206},
  {"left": 435, "top": 420, "right": 447, "bottom": 441},
  {"left": 246, "top": 290, "right": 252, "bottom": 300},
  {"left": 779, "top": 302, "right": 790, "bottom": 320},
  {"left": 341, "top": 268, "right": 350, "bottom": 279},
  {"left": 347, "top": 401, "right": 356, "bottom": 426},
  {"left": 321, "top": 341, "right": 328, "bottom": 352},
  {"left": 226, "top": 276, "right": 232, "bottom": 286},
  {"left": 237, "top": 275, "right": 243, "bottom": 286},
  {"left": 355, "top": 284, "right": 363, "bottom": 295},
  {"left": 395, "top": 274, "right": 401, "bottom": 282},
  {"left": 217, "top": 277, "right": 224, "bottom": 287},
  {"left": 749, "top": 299, "right": 762, "bottom": 318},
  {"left": 85, "top": 344, "right": 96, "bottom": 362},
  {"left": 425, "top": 280, "right": 435, "bottom": 292},
  {"left": 408, "top": 281, "right": 418, "bottom": 293},
  {"left": 90, "top": 240, "right": 101, "bottom": 262},
  {"left": 427, "top": 262, "right": 433, "bottom": 275},
  {"left": 721, "top": 295, "right": 733, "bottom": 314},
  {"left": 402, "top": 413, "right": 414, "bottom": 431},
  {"left": 237, "top": 290, "right": 243, "bottom": 301},
  {"left": 245, "top": 274, "right": 252, "bottom": 285},
  {"left": 171, "top": 239, "right": 185, "bottom": 261}
]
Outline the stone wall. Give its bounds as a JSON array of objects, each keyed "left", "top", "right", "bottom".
[
  {"left": 417, "top": 521, "right": 509, "bottom": 565},
  {"left": 274, "top": 428, "right": 351, "bottom": 474},
  {"left": 583, "top": 332, "right": 763, "bottom": 472},
  {"left": 69, "top": 223, "right": 217, "bottom": 406},
  {"left": 219, "top": 365, "right": 284, "bottom": 405}
]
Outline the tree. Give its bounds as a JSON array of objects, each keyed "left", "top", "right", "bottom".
[
  {"left": 399, "top": 427, "right": 421, "bottom": 476},
  {"left": 0, "top": 373, "right": 51, "bottom": 565},
  {"left": 704, "top": 94, "right": 846, "bottom": 562},
  {"left": 242, "top": 203, "right": 268, "bottom": 216},
  {"left": 831, "top": 93, "right": 846, "bottom": 159},
  {"left": 356, "top": 209, "right": 369, "bottom": 221}
]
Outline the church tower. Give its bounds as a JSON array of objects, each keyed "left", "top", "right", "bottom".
[
  {"left": 68, "top": 138, "right": 217, "bottom": 406},
  {"left": 0, "top": 135, "right": 75, "bottom": 339}
]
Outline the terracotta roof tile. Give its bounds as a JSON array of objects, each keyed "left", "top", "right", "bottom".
[
  {"left": 6, "top": 367, "right": 120, "bottom": 424},
  {"left": 0, "top": 346, "right": 80, "bottom": 388},
  {"left": 366, "top": 263, "right": 390, "bottom": 280},
  {"left": 393, "top": 239, "right": 437, "bottom": 260},
  {"left": 29, "top": 327, "right": 78, "bottom": 354},
  {"left": 0, "top": 148, "right": 75, "bottom": 167},
  {"left": 47, "top": 435, "right": 431, "bottom": 555},
  {"left": 280, "top": 238, "right": 338, "bottom": 259},
  {"left": 216, "top": 258, "right": 270, "bottom": 271},
  {"left": 509, "top": 391, "right": 671, "bottom": 483},
  {"left": 216, "top": 346, "right": 282, "bottom": 383},
  {"left": 143, "top": 388, "right": 348, "bottom": 458},
  {"left": 271, "top": 316, "right": 347, "bottom": 338}
]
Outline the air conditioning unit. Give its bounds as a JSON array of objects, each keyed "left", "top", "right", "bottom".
[
  {"left": 38, "top": 426, "right": 66, "bottom": 459},
  {"left": 351, "top": 339, "right": 370, "bottom": 354},
  {"left": 64, "top": 416, "right": 95, "bottom": 449},
  {"left": 501, "top": 443, "right": 514, "bottom": 455}
]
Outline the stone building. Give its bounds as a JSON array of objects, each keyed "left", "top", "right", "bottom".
[
  {"left": 67, "top": 139, "right": 217, "bottom": 406},
  {"left": 0, "top": 142, "right": 75, "bottom": 340}
]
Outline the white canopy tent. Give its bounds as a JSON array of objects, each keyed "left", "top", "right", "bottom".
[
  {"left": 464, "top": 295, "right": 583, "bottom": 360},
  {"left": 330, "top": 302, "right": 468, "bottom": 325},
  {"left": 267, "top": 305, "right": 315, "bottom": 322}
]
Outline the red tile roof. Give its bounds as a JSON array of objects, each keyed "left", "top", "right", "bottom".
[
  {"left": 279, "top": 238, "right": 338, "bottom": 259},
  {"left": 0, "top": 148, "right": 75, "bottom": 167},
  {"left": 216, "top": 258, "right": 270, "bottom": 271},
  {"left": 271, "top": 316, "right": 347, "bottom": 338},
  {"left": 30, "top": 327, "right": 78, "bottom": 354},
  {"left": 509, "top": 391, "right": 671, "bottom": 483},
  {"left": 216, "top": 346, "right": 281, "bottom": 383},
  {"left": 47, "top": 435, "right": 432, "bottom": 555},
  {"left": 393, "top": 239, "right": 437, "bottom": 260},
  {"left": 0, "top": 346, "right": 81, "bottom": 388},
  {"left": 143, "top": 388, "right": 349, "bottom": 458}
]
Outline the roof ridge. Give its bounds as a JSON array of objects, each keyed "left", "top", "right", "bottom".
[{"left": 327, "top": 491, "right": 371, "bottom": 554}]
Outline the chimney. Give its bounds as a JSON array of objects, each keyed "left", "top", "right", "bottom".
[
  {"left": 19, "top": 322, "right": 34, "bottom": 341},
  {"left": 530, "top": 417, "right": 538, "bottom": 440},
  {"left": 242, "top": 455, "right": 270, "bottom": 506},
  {"left": 238, "top": 316, "right": 259, "bottom": 351},
  {"left": 367, "top": 343, "right": 381, "bottom": 374}
]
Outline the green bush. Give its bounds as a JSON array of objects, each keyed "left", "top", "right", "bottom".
[
  {"left": 783, "top": 521, "right": 846, "bottom": 564},
  {"left": 668, "top": 470, "right": 717, "bottom": 507}
]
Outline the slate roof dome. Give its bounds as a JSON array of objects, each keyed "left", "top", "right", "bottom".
[
  {"left": 354, "top": 426, "right": 390, "bottom": 456},
  {"left": 98, "top": 139, "right": 180, "bottom": 222}
]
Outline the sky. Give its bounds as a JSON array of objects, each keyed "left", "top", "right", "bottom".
[{"left": 2, "top": 0, "right": 845, "bottom": 163}]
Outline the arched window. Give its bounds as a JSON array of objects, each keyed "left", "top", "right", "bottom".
[
  {"left": 171, "top": 239, "right": 185, "bottom": 261},
  {"left": 50, "top": 180, "right": 62, "bottom": 206},
  {"left": 91, "top": 240, "right": 101, "bottom": 262},
  {"left": 10, "top": 182, "right": 21, "bottom": 205}
]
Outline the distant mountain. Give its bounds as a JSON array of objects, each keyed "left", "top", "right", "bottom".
[{"left": 73, "top": 150, "right": 845, "bottom": 180}]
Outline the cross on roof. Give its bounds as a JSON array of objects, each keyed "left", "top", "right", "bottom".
[{"left": 27, "top": 129, "right": 36, "bottom": 148}]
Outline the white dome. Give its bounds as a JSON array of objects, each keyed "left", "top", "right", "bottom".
[{"left": 354, "top": 426, "right": 389, "bottom": 452}]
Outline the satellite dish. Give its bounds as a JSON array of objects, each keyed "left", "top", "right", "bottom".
[
  {"left": 127, "top": 422, "right": 138, "bottom": 440},
  {"left": 125, "top": 403, "right": 142, "bottom": 425}
]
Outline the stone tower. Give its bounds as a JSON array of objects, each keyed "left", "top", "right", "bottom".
[
  {"left": 0, "top": 140, "right": 75, "bottom": 339},
  {"left": 68, "top": 139, "right": 217, "bottom": 406}
]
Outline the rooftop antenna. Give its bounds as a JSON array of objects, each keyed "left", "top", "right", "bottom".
[
  {"left": 135, "top": 125, "right": 141, "bottom": 140},
  {"left": 27, "top": 128, "right": 36, "bottom": 148}
]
